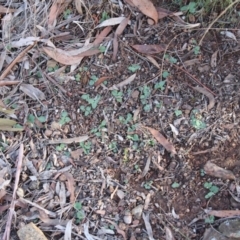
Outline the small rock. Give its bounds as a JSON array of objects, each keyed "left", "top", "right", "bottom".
[
  {"left": 123, "top": 210, "right": 132, "bottom": 224},
  {"left": 44, "top": 129, "right": 52, "bottom": 137},
  {"left": 117, "top": 190, "right": 125, "bottom": 199},
  {"left": 219, "top": 219, "right": 240, "bottom": 238},
  {"left": 17, "top": 222, "right": 47, "bottom": 240},
  {"left": 131, "top": 205, "right": 143, "bottom": 219}
]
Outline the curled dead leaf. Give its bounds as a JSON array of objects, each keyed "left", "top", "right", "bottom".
[
  {"left": 204, "top": 161, "right": 235, "bottom": 180},
  {"left": 132, "top": 44, "right": 166, "bottom": 54},
  {"left": 193, "top": 86, "right": 215, "bottom": 110}
]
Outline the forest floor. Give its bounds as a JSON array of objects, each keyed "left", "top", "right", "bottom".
[{"left": 0, "top": 0, "right": 240, "bottom": 239}]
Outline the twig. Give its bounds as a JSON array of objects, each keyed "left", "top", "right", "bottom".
[
  {"left": 199, "top": 0, "right": 240, "bottom": 46},
  {"left": 0, "top": 44, "right": 35, "bottom": 81},
  {"left": 3, "top": 144, "right": 24, "bottom": 240}
]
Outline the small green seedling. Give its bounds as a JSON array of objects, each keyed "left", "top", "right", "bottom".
[
  {"left": 27, "top": 114, "right": 35, "bottom": 124},
  {"left": 181, "top": 2, "right": 197, "bottom": 14},
  {"left": 80, "top": 141, "right": 92, "bottom": 155},
  {"left": 127, "top": 134, "right": 139, "bottom": 142},
  {"left": 171, "top": 182, "right": 181, "bottom": 188},
  {"left": 108, "top": 141, "right": 118, "bottom": 153},
  {"left": 204, "top": 182, "right": 219, "bottom": 199},
  {"left": 200, "top": 169, "right": 205, "bottom": 177},
  {"left": 165, "top": 54, "right": 177, "bottom": 64},
  {"left": 174, "top": 110, "right": 182, "bottom": 117},
  {"left": 139, "top": 85, "right": 151, "bottom": 105},
  {"left": 100, "top": 11, "right": 110, "bottom": 22},
  {"left": 90, "top": 120, "right": 107, "bottom": 137},
  {"left": 48, "top": 65, "right": 59, "bottom": 72},
  {"left": 80, "top": 106, "right": 92, "bottom": 116},
  {"left": 194, "top": 46, "right": 201, "bottom": 55},
  {"left": 162, "top": 70, "right": 170, "bottom": 79},
  {"left": 80, "top": 94, "right": 101, "bottom": 116},
  {"left": 190, "top": 109, "right": 206, "bottom": 129},
  {"left": 56, "top": 143, "right": 66, "bottom": 152},
  {"left": 75, "top": 73, "right": 81, "bottom": 81},
  {"left": 154, "top": 81, "right": 166, "bottom": 91},
  {"left": 127, "top": 124, "right": 137, "bottom": 132},
  {"left": 59, "top": 111, "right": 71, "bottom": 125},
  {"left": 205, "top": 215, "right": 215, "bottom": 224},
  {"left": 89, "top": 75, "right": 98, "bottom": 86},
  {"left": 143, "top": 104, "right": 152, "bottom": 112},
  {"left": 99, "top": 45, "right": 106, "bottom": 53},
  {"left": 144, "top": 181, "right": 153, "bottom": 189},
  {"left": 111, "top": 90, "right": 123, "bottom": 103},
  {"left": 128, "top": 64, "right": 140, "bottom": 72},
  {"left": 63, "top": 9, "right": 72, "bottom": 19},
  {"left": 119, "top": 113, "right": 133, "bottom": 125},
  {"left": 74, "top": 202, "right": 85, "bottom": 224}
]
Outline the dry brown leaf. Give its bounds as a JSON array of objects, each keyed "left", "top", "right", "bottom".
[
  {"left": 109, "top": 73, "right": 136, "bottom": 90},
  {"left": 62, "top": 172, "right": 75, "bottom": 203},
  {"left": 20, "top": 83, "right": 46, "bottom": 101},
  {"left": 125, "top": 0, "right": 158, "bottom": 24},
  {"left": 142, "top": 212, "right": 154, "bottom": 240},
  {"left": 75, "top": 0, "right": 83, "bottom": 15},
  {"left": 132, "top": 44, "right": 166, "bottom": 54},
  {"left": 211, "top": 50, "right": 218, "bottom": 68},
  {"left": 146, "top": 55, "right": 160, "bottom": 68},
  {"left": 156, "top": 7, "right": 173, "bottom": 19},
  {"left": 144, "top": 126, "right": 176, "bottom": 154},
  {"left": 93, "top": 26, "right": 112, "bottom": 45},
  {"left": 47, "top": 135, "right": 88, "bottom": 144},
  {"left": 43, "top": 46, "right": 100, "bottom": 65},
  {"left": 207, "top": 209, "right": 240, "bottom": 218},
  {"left": 0, "top": 5, "right": 15, "bottom": 13},
  {"left": 165, "top": 226, "right": 175, "bottom": 240},
  {"left": 204, "top": 161, "right": 235, "bottom": 180},
  {"left": 193, "top": 86, "right": 215, "bottom": 110},
  {"left": 94, "top": 76, "right": 112, "bottom": 87}
]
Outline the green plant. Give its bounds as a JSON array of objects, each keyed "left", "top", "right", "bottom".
[
  {"left": 80, "top": 94, "right": 101, "bottom": 116},
  {"left": 164, "top": 54, "right": 177, "bottom": 64},
  {"left": 74, "top": 202, "right": 85, "bottom": 224},
  {"left": 108, "top": 141, "right": 118, "bottom": 153},
  {"left": 128, "top": 64, "right": 140, "bottom": 72},
  {"left": 56, "top": 143, "right": 66, "bottom": 152},
  {"left": 162, "top": 70, "right": 170, "bottom": 79},
  {"left": 63, "top": 9, "right": 72, "bottom": 19},
  {"left": 154, "top": 81, "right": 166, "bottom": 91},
  {"left": 190, "top": 109, "right": 206, "bottom": 129},
  {"left": 143, "top": 104, "right": 152, "bottom": 112},
  {"left": 80, "top": 141, "right": 92, "bottom": 154},
  {"left": 205, "top": 215, "right": 215, "bottom": 224},
  {"left": 99, "top": 45, "right": 106, "bottom": 53},
  {"left": 204, "top": 182, "right": 219, "bottom": 199},
  {"left": 48, "top": 65, "right": 59, "bottom": 72},
  {"left": 59, "top": 111, "right": 71, "bottom": 125},
  {"left": 174, "top": 110, "right": 182, "bottom": 117},
  {"left": 139, "top": 85, "right": 151, "bottom": 104},
  {"left": 200, "top": 169, "right": 205, "bottom": 176},
  {"left": 144, "top": 181, "right": 153, "bottom": 189},
  {"left": 181, "top": 2, "right": 197, "bottom": 13},
  {"left": 111, "top": 90, "right": 123, "bottom": 103},
  {"left": 100, "top": 11, "right": 110, "bottom": 22},
  {"left": 127, "top": 134, "right": 139, "bottom": 141},
  {"left": 172, "top": 182, "right": 181, "bottom": 188},
  {"left": 90, "top": 120, "right": 107, "bottom": 137},
  {"left": 75, "top": 73, "right": 81, "bottom": 81},
  {"left": 193, "top": 45, "right": 201, "bottom": 55},
  {"left": 89, "top": 75, "right": 98, "bottom": 86},
  {"left": 119, "top": 113, "right": 133, "bottom": 125}
]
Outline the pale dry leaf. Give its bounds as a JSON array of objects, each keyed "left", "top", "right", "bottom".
[
  {"left": 193, "top": 86, "right": 215, "bottom": 110},
  {"left": 156, "top": 7, "right": 173, "bottom": 19},
  {"left": 183, "top": 58, "right": 200, "bottom": 67},
  {"left": 169, "top": 124, "right": 179, "bottom": 136},
  {"left": 64, "top": 220, "right": 72, "bottom": 240},
  {"left": 206, "top": 209, "right": 240, "bottom": 218},
  {"left": 93, "top": 26, "right": 112, "bottom": 45},
  {"left": 165, "top": 226, "right": 175, "bottom": 240},
  {"left": 75, "top": 0, "right": 83, "bottom": 14},
  {"left": 59, "top": 182, "right": 66, "bottom": 208},
  {"left": 146, "top": 55, "right": 160, "bottom": 68},
  {"left": 2, "top": 13, "right": 13, "bottom": 40},
  {"left": 142, "top": 212, "right": 155, "bottom": 240},
  {"left": 109, "top": 73, "right": 136, "bottom": 90},
  {"left": 221, "top": 30, "right": 237, "bottom": 41},
  {"left": 10, "top": 37, "right": 40, "bottom": 48},
  {"left": 20, "top": 83, "right": 45, "bottom": 101},
  {"left": 96, "top": 17, "right": 127, "bottom": 28},
  {"left": 132, "top": 44, "right": 166, "bottom": 54},
  {"left": 0, "top": 5, "right": 16, "bottom": 13},
  {"left": 141, "top": 157, "right": 151, "bottom": 178},
  {"left": 43, "top": 46, "right": 100, "bottom": 65},
  {"left": 62, "top": 172, "right": 75, "bottom": 203},
  {"left": 125, "top": 0, "right": 158, "bottom": 24},
  {"left": 144, "top": 126, "right": 176, "bottom": 154},
  {"left": 204, "top": 161, "right": 235, "bottom": 180},
  {"left": 47, "top": 135, "right": 89, "bottom": 144},
  {"left": 211, "top": 50, "right": 218, "bottom": 68}
]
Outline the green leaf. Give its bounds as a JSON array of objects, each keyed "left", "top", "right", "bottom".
[
  {"left": 27, "top": 114, "right": 35, "bottom": 124},
  {"left": 205, "top": 215, "right": 215, "bottom": 224},
  {"left": 61, "top": 111, "right": 68, "bottom": 118},
  {"left": 81, "top": 94, "right": 89, "bottom": 100},
  {"left": 154, "top": 81, "right": 166, "bottom": 90},
  {"left": 99, "top": 45, "right": 106, "bottom": 53},
  {"left": 144, "top": 104, "right": 152, "bottom": 112},
  {"left": 38, "top": 116, "right": 46, "bottom": 123},
  {"left": 194, "top": 46, "right": 200, "bottom": 55},
  {"left": 190, "top": 118, "right": 206, "bottom": 129},
  {"left": 205, "top": 192, "right": 215, "bottom": 199},
  {"left": 171, "top": 182, "right": 181, "bottom": 188},
  {"left": 210, "top": 185, "right": 219, "bottom": 194},
  {"left": 174, "top": 110, "right": 182, "bottom": 117},
  {"left": 128, "top": 64, "right": 140, "bottom": 72},
  {"left": 89, "top": 75, "right": 98, "bottom": 86},
  {"left": 204, "top": 182, "right": 212, "bottom": 189},
  {"left": 74, "top": 202, "right": 82, "bottom": 211},
  {"left": 162, "top": 70, "right": 170, "bottom": 78}
]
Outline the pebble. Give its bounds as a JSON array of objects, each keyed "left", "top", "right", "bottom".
[
  {"left": 123, "top": 210, "right": 132, "bottom": 224},
  {"left": 131, "top": 205, "right": 143, "bottom": 219}
]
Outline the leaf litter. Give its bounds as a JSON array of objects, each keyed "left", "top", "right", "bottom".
[{"left": 0, "top": 0, "right": 240, "bottom": 239}]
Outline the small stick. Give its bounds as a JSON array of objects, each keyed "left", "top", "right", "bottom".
[
  {"left": 0, "top": 44, "right": 35, "bottom": 81},
  {"left": 3, "top": 144, "right": 24, "bottom": 240}
]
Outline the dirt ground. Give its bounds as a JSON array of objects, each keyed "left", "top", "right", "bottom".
[{"left": 0, "top": 0, "right": 240, "bottom": 239}]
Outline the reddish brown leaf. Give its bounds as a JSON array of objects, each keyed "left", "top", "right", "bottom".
[
  {"left": 207, "top": 210, "right": 240, "bottom": 218},
  {"left": 94, "top": 76, "right": 112, "bottom": 87},
  {"left": 62, "top": 172, "right": 75, "bottom": 203},
  {"left": 93, "top": 26, "right": 112, "bottom": 45},
  {"left": 132, "top": 44, "right": 166, "bottom": 54},
  {"left": 125, "top": 0, "right": 158, "bottom": 24},
  {"left": 144, "top": 126, "right": 176, "bottom": 154},
  {"left": 204, "top": 161, "right": 235, "bottom": 180}
]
